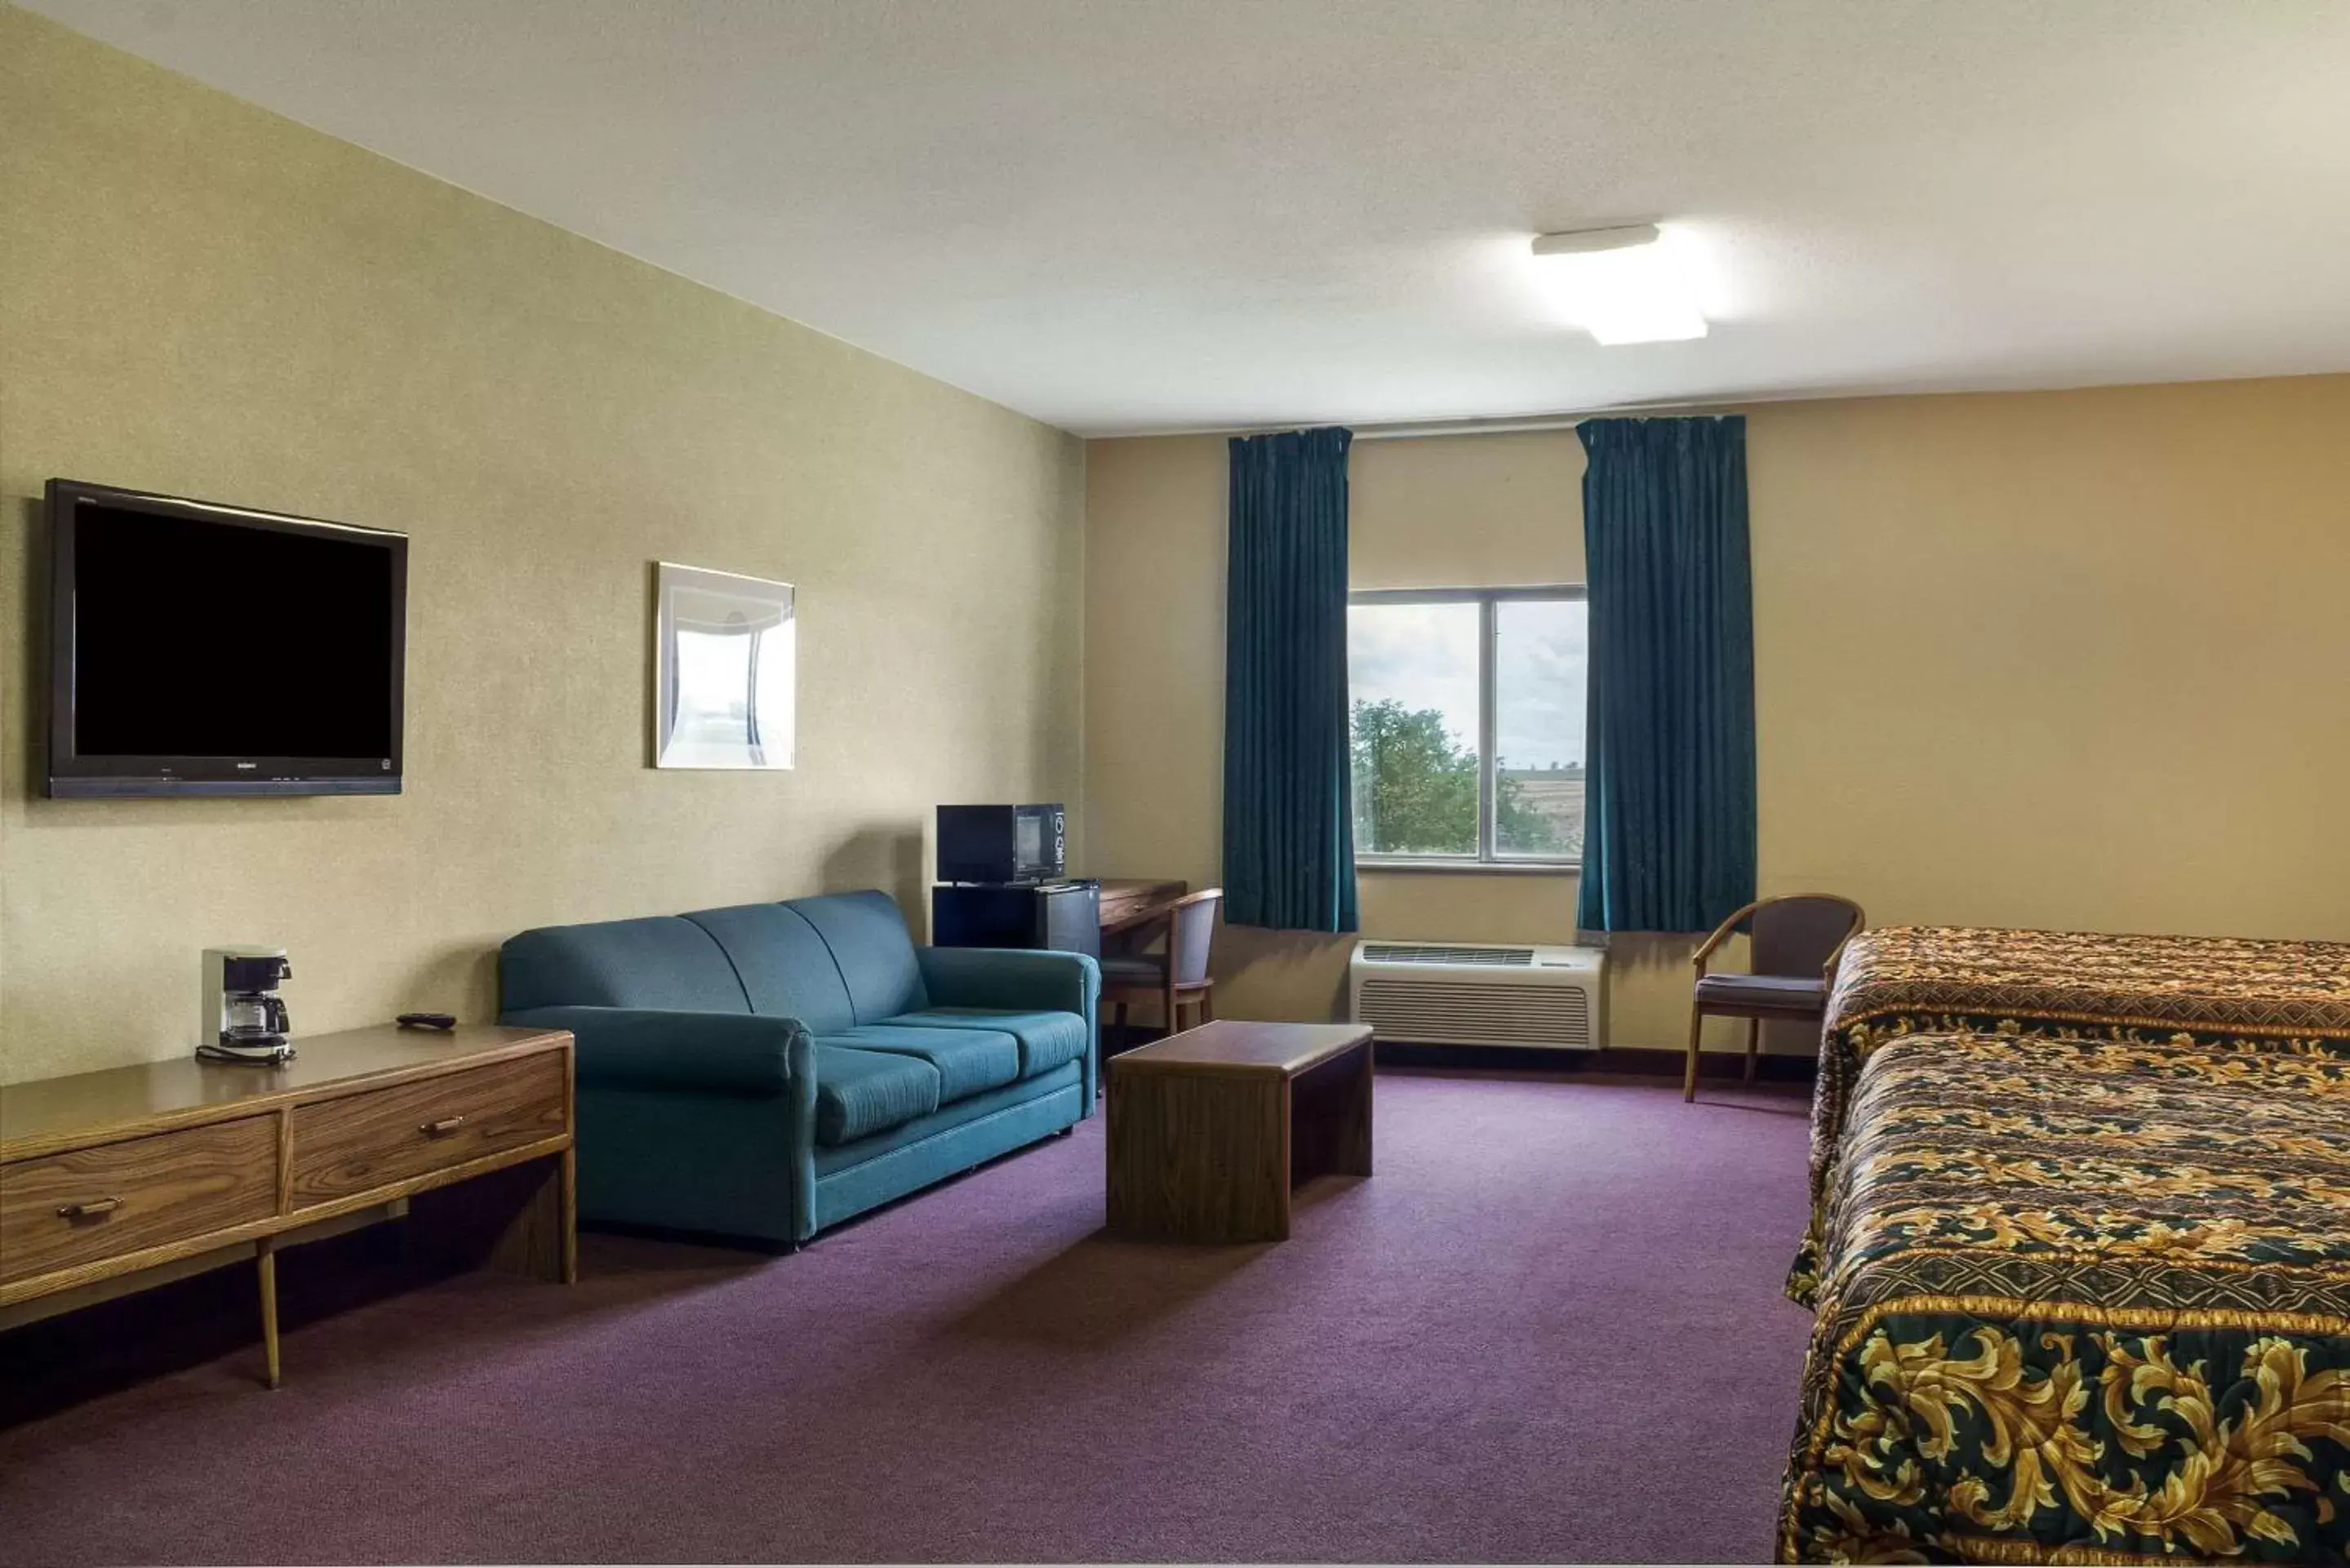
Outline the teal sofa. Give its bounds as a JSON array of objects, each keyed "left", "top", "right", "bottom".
[{"left": 498, "top": 891, "right": 1098, "bottom": 1248}]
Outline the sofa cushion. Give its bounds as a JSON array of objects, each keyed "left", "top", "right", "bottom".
[
  {"left": 811, "top": 1061, "right": 1084, "bottom": 1179},
  {"left": 500, "top": 916, "right": 751, "bottom": 1015},
  {"left": 824, "top": 1025, "right": 1020, "bottom": 1104},
  {"left": 683, "top": 903, "right": 857, "bottom": 1033},
  {"left": 812, "top": 1045, "right": 941, "bottom": 1147},
  {"left": 883, "top": 1008, "right": 1089, "bottom": 1081},
  {"left": 789, "top": 891, "right": 928, "bottom": 1023}
]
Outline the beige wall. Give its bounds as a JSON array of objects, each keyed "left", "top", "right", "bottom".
[
  {"left": 0, "top": 9, "right": 1085, "bottom": 1082},
  {"left": 1084, "top": 376, "right": 2350, "bottom": 1053},
  {"left": 13, "top": 7, "right": 2350, "bottom": 1086}
]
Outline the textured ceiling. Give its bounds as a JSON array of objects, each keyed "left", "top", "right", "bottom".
[{"left": 24, "top": 0, "right": 2350, "bottom": 434}]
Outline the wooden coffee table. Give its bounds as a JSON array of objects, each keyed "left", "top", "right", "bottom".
[{"left": 1104, "top": 1020, "right": 1373, "bottom": 1243}]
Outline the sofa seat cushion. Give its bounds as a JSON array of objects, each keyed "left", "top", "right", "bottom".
[
  {"left": 882, "top": 1008, "right": 1089, "bottom": 1081},
  {"left": 822, "top": 1025, "right": 1020, "bottom": 1104},
  {"left": 811, "top": 1060, "right": 1083, "bottom": 1177},
  {"left": 812, "top": 1045, "right": 941, "bottom": 1148}
]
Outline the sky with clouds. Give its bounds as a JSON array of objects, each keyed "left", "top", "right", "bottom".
[{"left": 1347, "top": 600, "right": 1586, "bottom": 771}]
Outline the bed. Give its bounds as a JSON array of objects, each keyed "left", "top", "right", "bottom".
[
  {"left": 1779, "top": 925, "right": 2350, "bottom": 1563},
  {"left": 1793, "top": 926, "right": 2350, "bottom": 1307},
  {"left": 1779, "top": 1026, "right": 2350, "bottom": 1563}
]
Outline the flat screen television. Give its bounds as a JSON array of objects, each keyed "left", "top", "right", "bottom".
[{"left": 46, "top": 479, "right": 408, "bottom": 797}]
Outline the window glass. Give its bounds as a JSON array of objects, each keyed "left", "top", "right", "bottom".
[
  {"left": 1347, "top": 601, "right": 1482, "bottom": 856},
  {"left": 1346, "top": 592, "right": 1585, "bottom": 864},
  {"left": 1494, "top": 598, "right": 1588, "bottom": 860}
]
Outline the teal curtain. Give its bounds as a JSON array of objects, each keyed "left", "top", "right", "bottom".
[
  {"left": 1223, "top": 427, "right": 1358, "bottom": 932},
  {"left": 1575, "top": 416, "right": 1756, "bottom": 933}
]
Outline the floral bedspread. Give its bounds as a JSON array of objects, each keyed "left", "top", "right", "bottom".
[
  {"left": 1791, "top": 926, "right": 2350, "bottom": 1306},
  {"left": 1779, "top": 1028, "right": 2350, "bottom": 1564}
]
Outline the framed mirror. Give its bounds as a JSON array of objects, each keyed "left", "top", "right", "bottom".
[{"left": 651, "top": 562, "right": 796, "bottom": 770}]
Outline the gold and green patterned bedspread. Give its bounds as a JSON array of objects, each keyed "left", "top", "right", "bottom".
[
  {"left": 1795, "top": 926, "right": 2350, "bottom": 1307},
  {"left": 1780, "top": 1028, "right": 2350, "bottom": 1564}
]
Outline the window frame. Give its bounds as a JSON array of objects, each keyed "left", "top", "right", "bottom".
[{"left": 1347, "top": 584, "right": 1588, "bottom": 872}]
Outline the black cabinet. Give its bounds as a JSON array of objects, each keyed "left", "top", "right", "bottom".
[{"left": 931, "top": 880, "right": 1101, "bottom": 959}]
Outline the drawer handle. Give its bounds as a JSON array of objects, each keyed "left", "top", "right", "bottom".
[
  {"left": 58, "top": 1197, "right": 123, "bottom": 1220},
  {"left": 420, "top": 1115, "right": 467, "bottom": 1138}
]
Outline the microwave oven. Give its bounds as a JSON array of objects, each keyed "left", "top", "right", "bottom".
[{"left": 936, "top": 802, "right": 1066, "bottom": 885}]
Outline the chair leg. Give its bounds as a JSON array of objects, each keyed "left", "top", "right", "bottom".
[
  {"left": 1199, "top": 981, "right": 1215, "bottom": 1023},
  {"left": 1162, "top": 982, "right": 1179, "bottom": 1039},
  {"left": 1684, "top": 1004, "right": 1705, "bottom": 1103},
  {"left": 1744, "top": 1016, "right": 1760, "bottom": 1085}
]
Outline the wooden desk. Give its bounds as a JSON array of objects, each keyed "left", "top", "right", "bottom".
[
  {"left": 0, "top": 1024, "right": 574, "bottom": 1387},
  {"left": 1105, "top": 1020, "right": 1372, "bottom": 1244},
  {"left": 1097, "top": 877, "right": 1188, "bottom": 938}
]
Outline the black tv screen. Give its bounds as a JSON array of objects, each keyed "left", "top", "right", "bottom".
[{"left": 47, "top": 479, "right": 407, "bottom": 797}]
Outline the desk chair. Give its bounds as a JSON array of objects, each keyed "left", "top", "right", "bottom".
[
  {"left": 1101, "top": 888, "right": 1222, "bottom": 1054},
  {"left": 1686, "top": 894, "right": 1865, "bottom": 1103}
]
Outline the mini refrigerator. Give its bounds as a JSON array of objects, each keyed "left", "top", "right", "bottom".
[{"left": 931, "top": 880, "right": 1101, "bottom": 958}]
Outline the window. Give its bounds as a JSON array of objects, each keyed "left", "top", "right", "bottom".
[{"left": 1348, "top": 587, "right": 1587, "bottom": 865}]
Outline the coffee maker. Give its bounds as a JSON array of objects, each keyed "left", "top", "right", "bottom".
[{"left": 198, "top": 947, "right": 295, "bottom": 1064}]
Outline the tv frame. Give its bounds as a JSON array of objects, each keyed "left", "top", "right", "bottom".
[{"left": 45, "top": 478, "right": 409, "bottom": 799}]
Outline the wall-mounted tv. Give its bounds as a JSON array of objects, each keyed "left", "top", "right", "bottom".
[{"left": 46, "top": 479, "right": 408, "bottom": 798}]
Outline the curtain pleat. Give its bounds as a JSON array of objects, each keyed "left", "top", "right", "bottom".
[
  {"left": 1575, "top": 416, "right": 1756, "bottom": 934},
  {"left": 1223, "top": 427, "right": 1358, "bottom": 932}
]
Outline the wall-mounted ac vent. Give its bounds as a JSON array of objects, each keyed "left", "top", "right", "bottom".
[
  {"left": 1348, "top": 940, "right": 1606, "bottom": 1050},
  {"left": 1357, "top": 944, "right": 1534, "bottom": 966}
]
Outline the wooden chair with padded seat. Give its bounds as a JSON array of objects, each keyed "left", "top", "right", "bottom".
[
  {"left": 1099, "top": 888, "right": 1222, "bottom": 1056},
  {"left": 1686, "top": 893, "right": 1866, "bottom": 1103}
]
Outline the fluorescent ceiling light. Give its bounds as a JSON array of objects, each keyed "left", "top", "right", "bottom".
[{"left": 1530, "top": 224, "right": 1708, "bottom": 345}]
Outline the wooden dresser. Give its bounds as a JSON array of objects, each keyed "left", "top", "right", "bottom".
[{"left": 0, "top": 1024, "right": 574, "bottom": 1387}]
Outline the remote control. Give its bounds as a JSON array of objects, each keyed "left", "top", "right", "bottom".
[{"left": 396, "top": 1011, "right": 458, "bottom": 1030}]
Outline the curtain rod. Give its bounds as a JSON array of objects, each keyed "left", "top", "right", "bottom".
[
  {"left": 1353, "top": 393, "right": 1762, "bottom": 440},
  {"left": 1351, "top": 413, "right": 1581, "bottom": 441},
  {"left": 1113, "top": 395, "right": 1754, "bottom": 444}
]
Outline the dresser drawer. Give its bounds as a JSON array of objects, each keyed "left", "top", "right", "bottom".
[
  {"left": 0, "top": 1117, "right": 280, "bottom": 1286},
  {"left": 288, "top": 1053, "right": 566, "bottom": 1207}
]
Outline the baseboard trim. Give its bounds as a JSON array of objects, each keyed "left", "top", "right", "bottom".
[{"left": 1371, "top": 1040, "right": 1817, "bottom": 1083}]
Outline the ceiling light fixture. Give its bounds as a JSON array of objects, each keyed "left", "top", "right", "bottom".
[{"left": 1530, "top": 224, "right": 1708, "bottom": 345}]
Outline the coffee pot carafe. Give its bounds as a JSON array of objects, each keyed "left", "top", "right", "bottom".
[{"left": 198, "top": 947, "right": 295, "bottom": 1064}]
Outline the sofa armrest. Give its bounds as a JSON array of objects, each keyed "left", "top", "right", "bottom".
[
  {"left": 501, "top": 1006, "right": 811, "bottom": 1098},
  {"left": 915, "top": 947, "right": 1100, "bottom": 1019}
]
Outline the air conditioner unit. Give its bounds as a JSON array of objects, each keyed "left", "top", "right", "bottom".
[{"left": 1348, "top": 940, "right": 1606, "bottom": 1050}]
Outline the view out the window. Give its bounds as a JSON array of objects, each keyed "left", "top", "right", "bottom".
[{"left": 1348, "top": 591, "right": 1587, "bottom": 863}]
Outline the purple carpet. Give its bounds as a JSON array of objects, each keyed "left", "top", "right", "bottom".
[{"left": 0, "top": 1069, "right": 1815, "bottom": 1564}]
